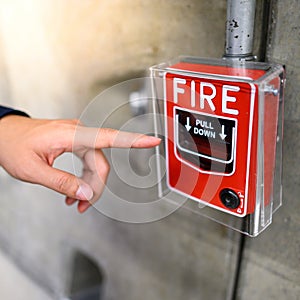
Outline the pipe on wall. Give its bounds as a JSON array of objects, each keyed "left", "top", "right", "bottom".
[{"left": 224, "top": 0, "right": 256, "bottom": 60}]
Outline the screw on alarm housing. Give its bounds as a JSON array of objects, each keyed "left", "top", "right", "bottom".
[{"left": 219, "top": 189, "right": 240, "bottom": 209}]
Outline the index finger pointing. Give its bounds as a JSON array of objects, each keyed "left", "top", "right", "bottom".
[{"left": 74, "top": 127, "right": 161, "bottom": 149}]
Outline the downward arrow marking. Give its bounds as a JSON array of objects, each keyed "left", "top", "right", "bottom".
[
  {"left": 219, "top": 125, "right": 227, "bottom": 140},
  {"left": 185, "top": 117, "right": 192, "bottom": 131}
]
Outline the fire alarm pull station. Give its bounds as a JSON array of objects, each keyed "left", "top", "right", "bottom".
[{"left": 151, "top": 57, "right": 285, "bottom": 236}]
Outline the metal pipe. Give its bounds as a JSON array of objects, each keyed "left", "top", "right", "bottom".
[{"left": 224, "top": 0, "right": 256, "bottom": 60}]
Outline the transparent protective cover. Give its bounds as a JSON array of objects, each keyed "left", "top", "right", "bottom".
[{"left": 150, "top": 56, "right": 284, "bottom": 236}]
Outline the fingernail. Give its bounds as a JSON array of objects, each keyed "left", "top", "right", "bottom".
[
  {"left": 147, "top": 136, "right": 162, "bottom": 142},
  {"left": 76, "top": 184, "right": 93, "bottom": 201},
  {"left": 141, "top": 136, "right": 161, "bottom": 145}
]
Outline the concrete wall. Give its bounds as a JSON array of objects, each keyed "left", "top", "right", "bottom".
[
  {"left": 237, "top": 0, "right": 300, "bottom": 299},
  {"left": 0, "top": 0, "right": 299, "bottom": 299}
]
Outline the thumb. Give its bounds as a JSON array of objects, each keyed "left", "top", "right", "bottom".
[{"left": 35, "top": 164, "right": 93, "bottom": 201}]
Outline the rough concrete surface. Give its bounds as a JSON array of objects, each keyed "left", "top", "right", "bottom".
[{"left": 237, "top": 0, "right": 300, "bottom": 299}]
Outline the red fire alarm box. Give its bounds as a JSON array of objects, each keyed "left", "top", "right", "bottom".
[{"left": 150, "top": 57, "right": 284, "bottom": 236}]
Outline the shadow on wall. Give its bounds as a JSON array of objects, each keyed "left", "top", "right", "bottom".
[{"left": 67, "top": 251, "right": 105, "bottom": 300}]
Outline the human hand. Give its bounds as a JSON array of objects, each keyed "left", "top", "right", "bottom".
[{"left": 0, "top": 115, "right": 161, "bottom": 213}]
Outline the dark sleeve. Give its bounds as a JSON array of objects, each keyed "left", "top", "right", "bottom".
[{"left": 0, "top": 105, "right": 30, "bottom": 119}]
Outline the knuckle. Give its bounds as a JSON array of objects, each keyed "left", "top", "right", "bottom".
[
  {"left": 49, "top": 119, "right": 76, "bottom": 130},
  {"left": 74, "top": 119, "right": 84, "bottom": 126},
  {"left": 99, "top": 128, "right": 117, "bottom": 147},
  {"left": 67, "top": 118, "right": 82, "bottom": 126},
  {"left": 54, "top": 174, "right": 76, "bottom": 195},
  {"left": 48, "top": 119, "right": 65, "bottom": 127},
  {"left": 46, "top": 120, "right": 76, "bottom": 149}
]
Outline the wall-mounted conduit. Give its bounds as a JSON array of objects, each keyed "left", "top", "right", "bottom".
[{"left": 224, "top": 0, "right": 256, "bottom": 61}]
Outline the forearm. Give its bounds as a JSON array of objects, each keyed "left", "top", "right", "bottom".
[{"left": 0, "top": 105, "right": 29, "bottom": 171}]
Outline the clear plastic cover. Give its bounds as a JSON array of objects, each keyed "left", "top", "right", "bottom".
[{"left": 150, "top": 56, "right": 285, "bottom": 236}]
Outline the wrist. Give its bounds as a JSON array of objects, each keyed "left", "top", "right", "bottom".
[{"left": 0, "top": 114, "right": 26, "bottom": 124}]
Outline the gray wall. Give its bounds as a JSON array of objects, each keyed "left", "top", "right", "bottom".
[
  {"left": 237, "top": 0, "right": 300, "bottom": 299},
  {"left": 0, "top": 1, "right": 298, "bottom": 299}
]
